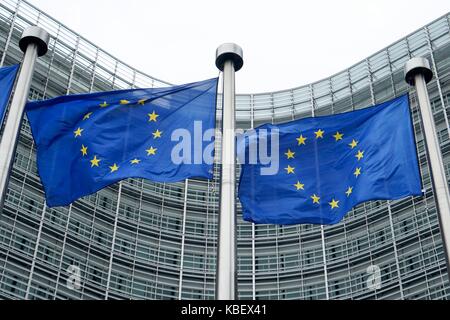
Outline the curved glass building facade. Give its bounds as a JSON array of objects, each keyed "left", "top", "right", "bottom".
[{"left": 1, "top": 0, "right": 450, "bottom": 300}]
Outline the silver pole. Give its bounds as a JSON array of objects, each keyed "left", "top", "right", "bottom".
[
  {"left": 405, "top": 57, "right": 450, "bottom": 278},
  {"left": 0, "top": 26, "right": 49, "bottom": 211},
  {"left": 215, "top": 43, "right": 243, "bottom": 300}
]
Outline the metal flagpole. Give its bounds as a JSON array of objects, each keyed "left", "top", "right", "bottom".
[
  {"left": 404, "top": 57, "right": 450, "bottom": 278},
  {"left": 0, "top": 26, "right": 49, "bottom": 211},
  {"left": 215, "top": 43, "right": 243, "bottom": 300}
]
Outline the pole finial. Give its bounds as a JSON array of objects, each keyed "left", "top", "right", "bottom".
[
  {"left": 19, "top": 26, "right": 50, "bottom": 57},
  {"left": 215, "top": 43, "right": 243, "bottom": 72},
  {"left": 404, "top": 57, "right": 433, "bottom": 86}
]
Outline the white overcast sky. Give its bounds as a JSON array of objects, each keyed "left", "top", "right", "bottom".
[{"left": 27, "top": 0, "right": 450, "bottom": 93}]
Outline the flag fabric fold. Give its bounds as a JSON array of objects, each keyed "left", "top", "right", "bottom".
[
  {"left": 238, "top": 94, "right": 422, "bottom": 225},
  {"left": 0, "top": 64, "right": 19, "bottom": 126},
  {"left": 26, "top": 78, "right": 218, "bottom": 207}
]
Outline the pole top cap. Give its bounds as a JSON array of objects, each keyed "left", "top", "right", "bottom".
[
  {"left": 215, "top": 43, "right": 243, "bottom": 72},
  {"left": 19, "top": 26, "right": 50, "bottom": 57},
  {"left": 404, "top": 57, "right": 433, "bottom": 86}
]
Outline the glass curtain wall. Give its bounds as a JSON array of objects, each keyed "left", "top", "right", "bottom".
[{"left": 0, "top": 0, "right": 450, "bottom": 300}]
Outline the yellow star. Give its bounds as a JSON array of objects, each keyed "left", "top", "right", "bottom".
[
  {"left": 356, "top": 150, "right": 364, "bottom": 161},
  {"left": 285, "top": 165, "right": 295, "bottom": 174},
  {"left": 315, "top": 129, "right": 325, "bottom": 139},
  {"left": 285, "top": 149, "right": 295, "bottom": 159},
  {"left": 99, "top": 101, "right": 109, "bottom": 108},
  {"left": 131, "top": 158, "right": 141, "bottom": 164},
  {"left": 90, "top": 155, "right": 101, "bottom": 167},
  {"left": 80, "top": 145, "right": 88, "bottom": 156},
  {"left": 296, "top": 135, "right": 307, "bottom": 145},
  {"left": 109, "top": 163, "right": 119, "bottom": 173},
  {"left": 354, "top": 167, "right": 362, "bottom": 178},
  {"left": 346, "top": 186, "right": 353, "bottom": 197},
  {"left": 294, "top": 181, "right": 305, "bottom": 190},
  {"left": 146, "top": 146, "right": 157, "bottom": 156},
  {"left": 83, "top": 112, "right": 93, "bottom": 120},
  {"left": 138, "top": 99, "right": 147, "bottom": 105},
  {"left": 152, "top": 129, "right": 162, "bottom": 139},
  {"left": 333, "top": 132, "right": 344, "bottom": 141},
  {"left": 120, "top": 99, "right": 130, "bottom": 105},
  {"left": 74, "top": 127, "right": 83, "bottom": 138},
  {"left": 349, "top": 139, "right": 358, "bottom": 149},
  {"left": 329, "top": 199, "right": 339, "bottom": 209},
  {"left": 311, "top": 194, "right": 320, "bottom": 204},
  {"left": 148, "top": 111, "right": 159, "bottom": 122}
]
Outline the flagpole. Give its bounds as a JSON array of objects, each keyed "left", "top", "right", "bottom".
[
  {"left": 215, "top": 43, "right": 243, "bottom": 300},
  {"left": 405, "top": 57, "right": 450, "bottom": 278},
  {"left": 0, "top": 26, "right": 49, "bottom": 210}
]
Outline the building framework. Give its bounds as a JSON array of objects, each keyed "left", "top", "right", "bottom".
[{"left": 0, "top": 0, "right": 449, "bottom": 299}]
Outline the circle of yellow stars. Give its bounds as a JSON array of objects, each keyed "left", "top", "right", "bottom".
[
  {"left": 73, "top": 98, "right": 162, "bottom": 174},
  {"left": 285, "top": 129, "right": 365, "bottom": 210}
]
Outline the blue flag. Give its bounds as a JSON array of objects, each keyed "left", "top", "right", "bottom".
[
  {"left": 0, "top": 64, "right": 19, "bottom": 126},
  {"left": 238, "top": 94, "right": 422, "bottom": 225},
  {"left": 26, "top": 78, "right": 218, "bottom": 207}
]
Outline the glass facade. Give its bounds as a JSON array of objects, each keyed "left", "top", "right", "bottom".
[{"left": 0, "top": 0, "right": 450, "bottom": 299}]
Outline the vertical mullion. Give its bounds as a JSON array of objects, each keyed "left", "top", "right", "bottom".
[
  {"left": 367, "top": 58, "right": 404, "bottom": 299},
  {"left": 88, "top": 48, "right": 99, "bottom": 93},
  {"left": 104, "top": 183, "right": 123, "bottom": 299},
  {"left": 24, "top": 204, "right": 46, "bottom": 299},
  {"left": 178, "top": 179, "right": 189, "bottom": 300}
]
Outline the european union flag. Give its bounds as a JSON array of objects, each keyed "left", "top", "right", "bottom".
[
  {"left": 238, "top": 94, "right": 422, "bottom": 225},
  {"left": 0, "top": 64, "right": 19, "bottom": 126},
  {"left": 26, "top": 78, "right": 218, "bottom": 207}
]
